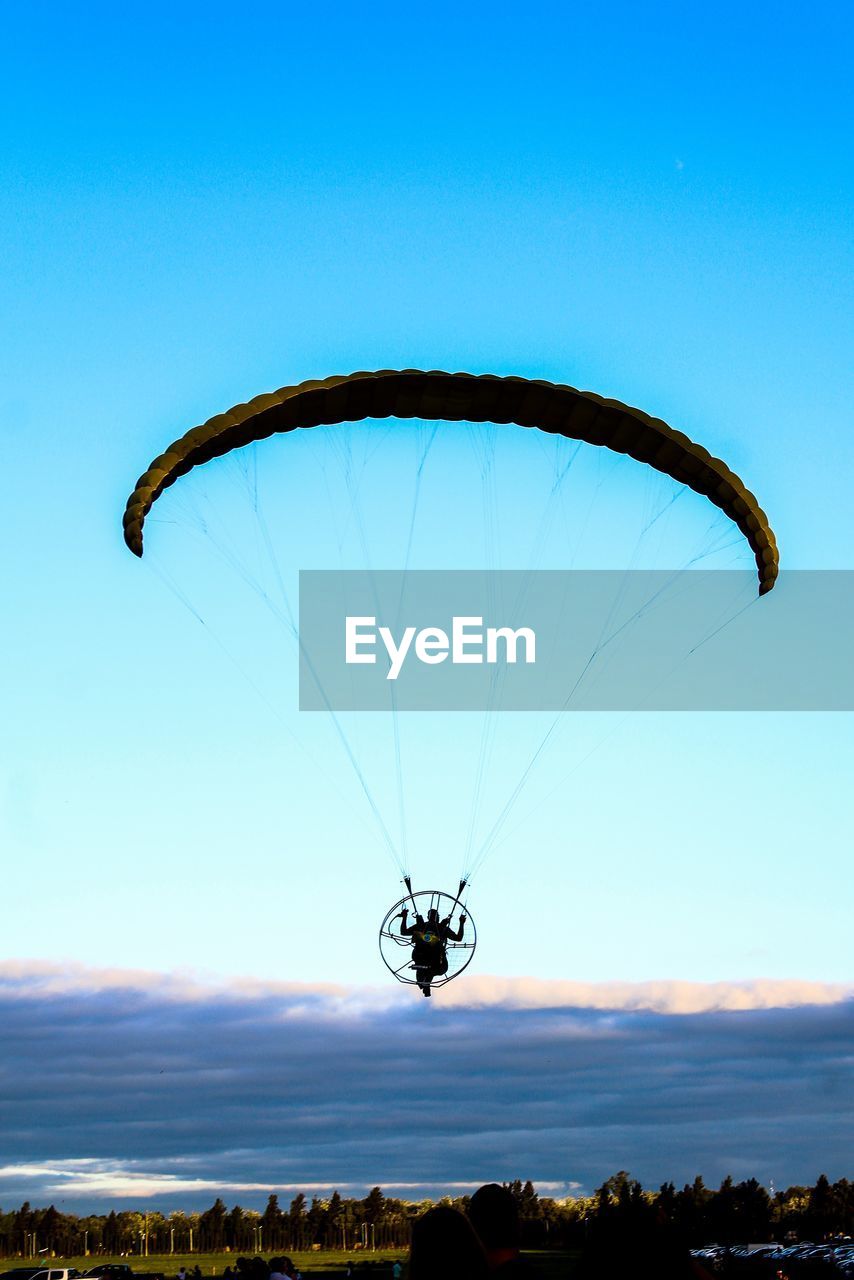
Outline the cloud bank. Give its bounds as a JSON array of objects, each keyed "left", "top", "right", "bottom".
[{"left": 1, "top": 963, "right": 851, "bottom": 1209}]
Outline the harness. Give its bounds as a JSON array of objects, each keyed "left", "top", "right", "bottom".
[{"left": 411, "top": 923, "right": 449, "bottom": 971}]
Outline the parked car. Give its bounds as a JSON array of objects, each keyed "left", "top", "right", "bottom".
[
  {"left": 2, "top": 1270, "right": 82, "bottom": 1280},
  {"left": 83, "top": 1265, "right": 163, "bottom": 1280}
]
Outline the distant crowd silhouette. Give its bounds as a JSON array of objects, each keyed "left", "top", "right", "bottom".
[
  {"left": 221, "top": 1260, "right": 301, "bottom": 1280},
  {"left": 409, "top": 1182, "right": 715, "bottom": 1280}
]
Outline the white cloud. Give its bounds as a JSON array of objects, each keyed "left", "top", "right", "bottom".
[
  {"left": 0, "top": 1159, "right": 582, "bottom": 1202},
  {"left": 1, "top": 960, "right": 849, "bottom": 1014}
]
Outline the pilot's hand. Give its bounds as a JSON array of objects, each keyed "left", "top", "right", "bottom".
[{"left": 460, "top": 914, "right": 467, "bottom": 924}]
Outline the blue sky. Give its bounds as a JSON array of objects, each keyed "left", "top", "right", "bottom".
[{"left": 1, "top": 0, "right": 852, "bottom": 1201}]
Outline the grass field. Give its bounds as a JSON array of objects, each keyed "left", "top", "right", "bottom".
[
  {"left": 26, "top": 1257, "right": 400, "bottom": 1274},
  {"left": 0, "top": 1251, "right": 578, "bottom": 1278},
  {"left": 1, "top": 1257, "right": 394, "bottom": 1277}
]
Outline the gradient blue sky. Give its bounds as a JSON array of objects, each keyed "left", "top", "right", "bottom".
[{"left": 1, "top": 0, "right": 852, "bottom": 1201}]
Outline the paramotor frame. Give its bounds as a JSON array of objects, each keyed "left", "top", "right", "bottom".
[{"left": 379, "top": 889, "right": 477, "bottom": 988}]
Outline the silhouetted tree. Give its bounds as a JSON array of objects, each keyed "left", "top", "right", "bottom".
[
  {"left": 520, "top": 1180, "right": 539, "bottom": 1220},
  {"left": 657, "top": 1182, "right": 677, "bottom": 1226},
  {"left": 226, "top": 1204, "right": 245, "bottom": 1251},
  {"left": 288, "top": 1193, "right": 306, "bottom": 1251},
  {"left": 809, "top": 1173, "right": 835, "bottom": 1239},
  {"left": 362, "top": 1187, "right": 385, "bottom": 1225},
  {"left": 732, "top": 1177, "right": 770, "bottom": 1242},
  {"left": 261, "top": 1195, "right": 284, "bottom": 1251},
  {"left": 103, "top": 1210, "right": 119, "bottom": 1253},
  {"left": 326, "top": 1190, "right": 343, "bottom": 1248},
  {"left": 199, "top": 1199, "right": 227, "bottom": 1251}
]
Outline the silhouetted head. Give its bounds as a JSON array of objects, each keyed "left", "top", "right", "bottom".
[
  {"left": 410, "top": 1206, "right": 488, "bottom": 1280},
  {"left": 468, "top": 1183, "right": 520, "bottom": 1252},
  {"left": 427, "top": 908, "right": 440, "bottom": 924}
]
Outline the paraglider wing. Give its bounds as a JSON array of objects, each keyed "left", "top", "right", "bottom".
[{"left": 123, "top": 370, "right": 778, "bottom": 593}]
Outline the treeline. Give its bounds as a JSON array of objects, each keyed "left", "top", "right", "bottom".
[{"left": 2, "top": 1174, "right": 852, "bottom": 1257}]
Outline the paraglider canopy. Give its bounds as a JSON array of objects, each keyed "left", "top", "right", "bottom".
[{"left": 123, "top": 369, "right": 779, "bottom": 594}]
